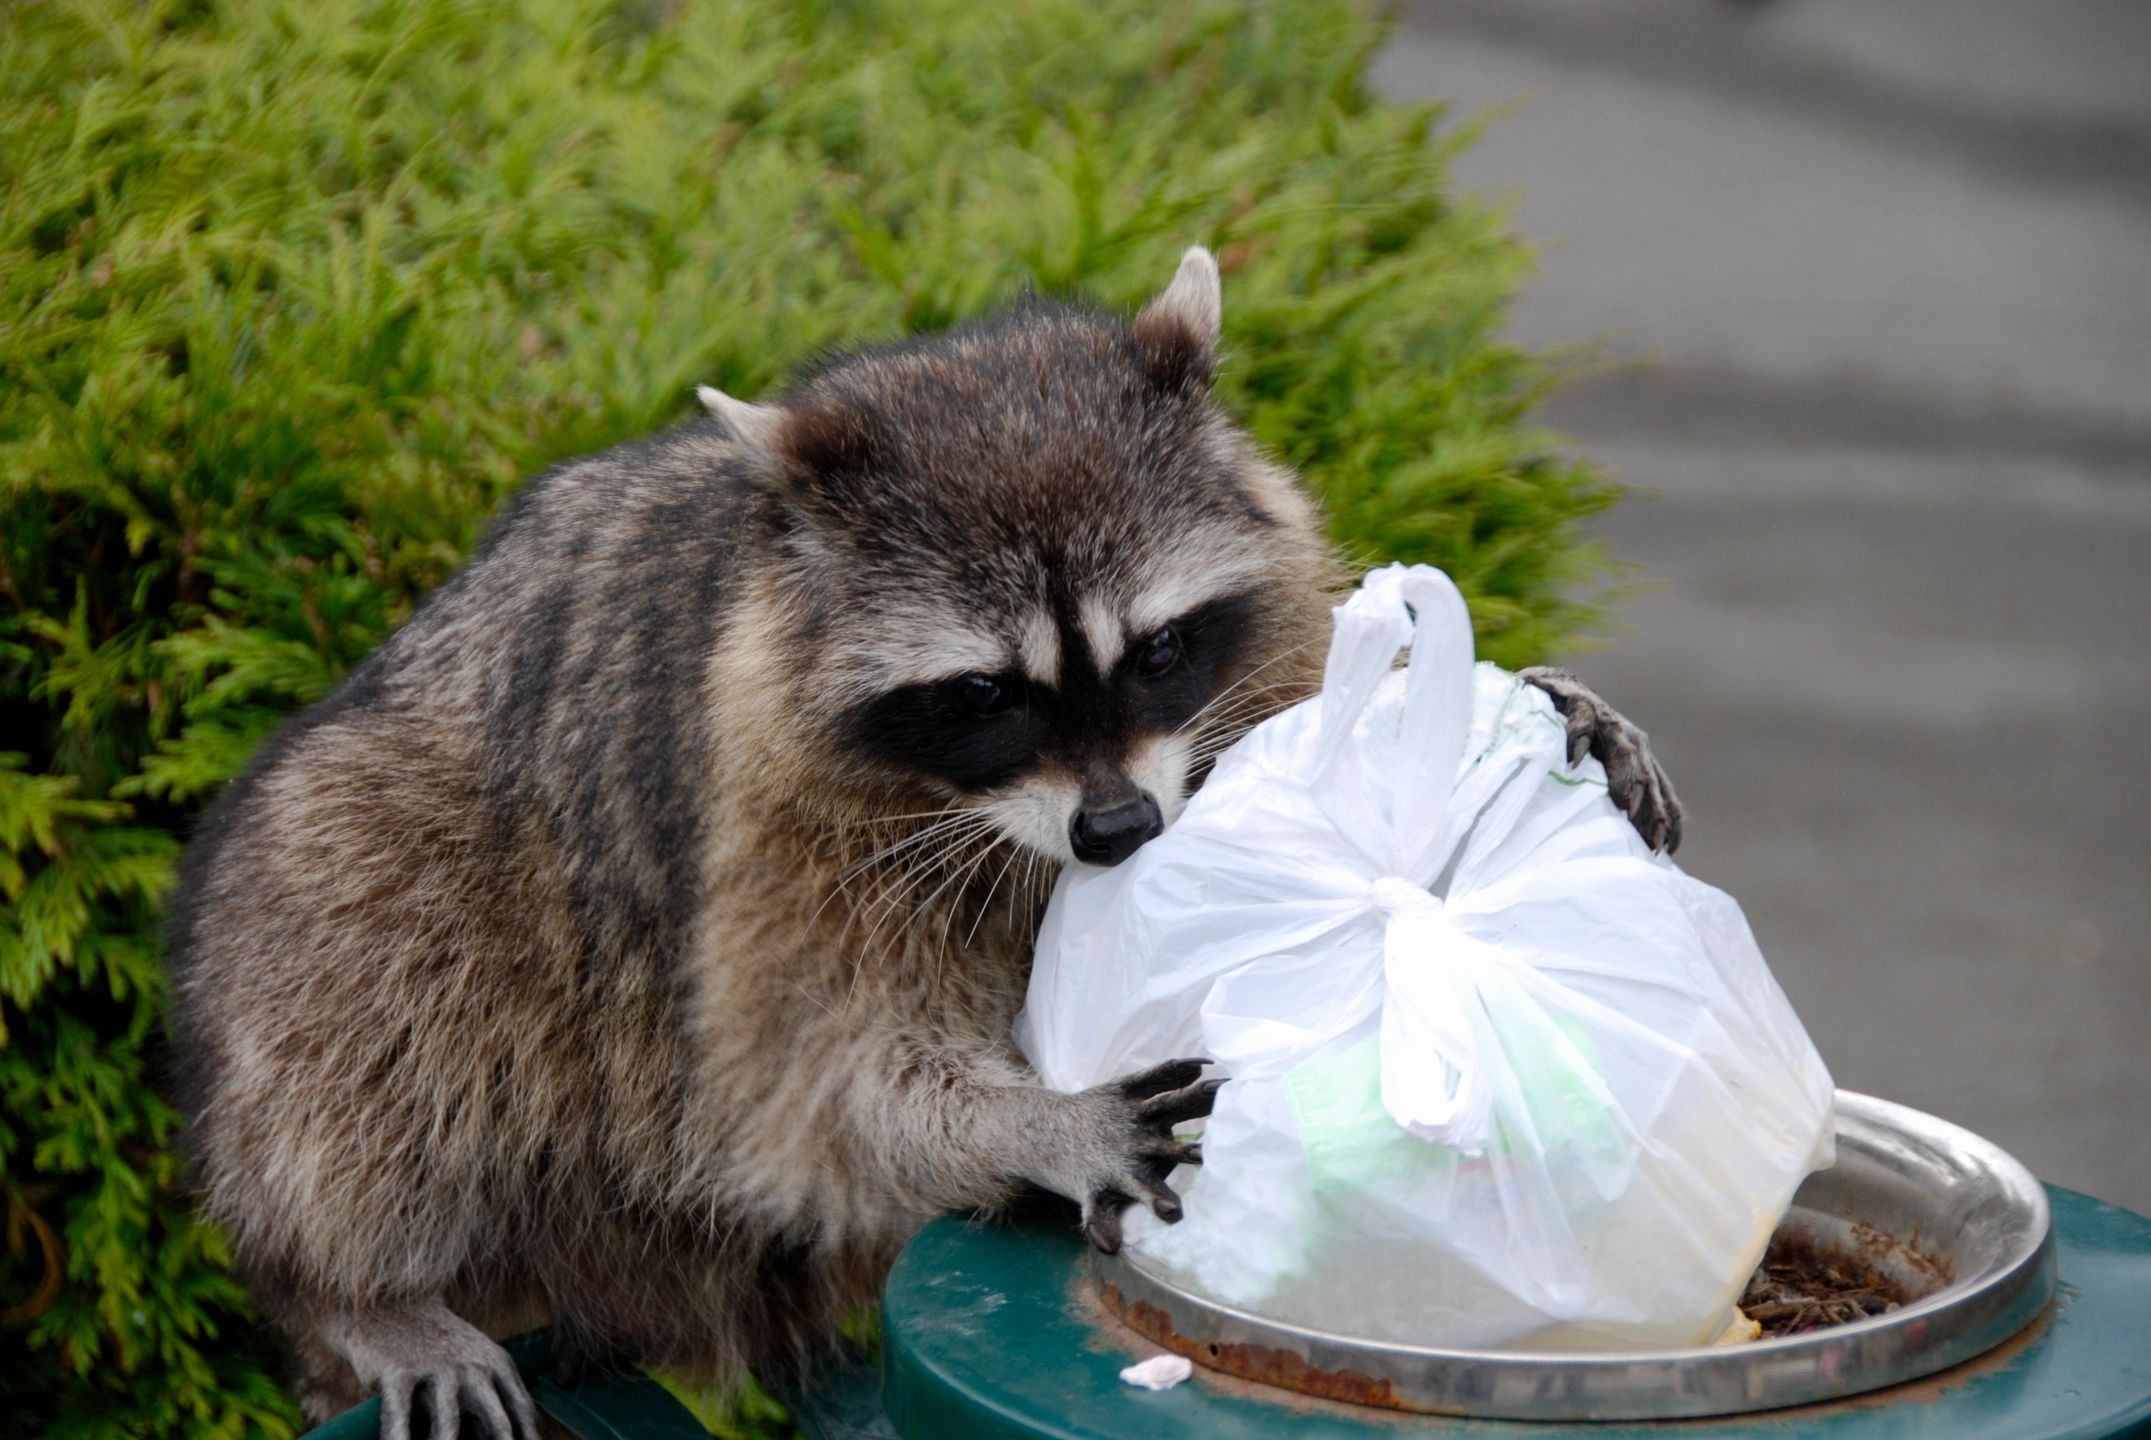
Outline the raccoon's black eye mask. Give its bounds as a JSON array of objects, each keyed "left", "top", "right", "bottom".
[{"left": 842, "top": 589, "right": 1262, "bottom": 793}]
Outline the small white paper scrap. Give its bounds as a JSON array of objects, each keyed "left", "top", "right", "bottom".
[{"left": 1119, "top": 1353, "right": 1194, "bottom": 1390}]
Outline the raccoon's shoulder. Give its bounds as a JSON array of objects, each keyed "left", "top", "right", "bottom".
[
  {"left": 465, "top": 417, "right": 760, "bottom": 579},
  {"left": 344, "top": 418, "right": 762, "bottom": 692},
  {"left": 457, "top": 420, "right": 771, "bottom": 958}
]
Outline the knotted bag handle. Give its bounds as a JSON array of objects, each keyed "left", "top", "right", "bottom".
[{"left": 1312, "top": 564, "right": 1479, "bottom": 880}]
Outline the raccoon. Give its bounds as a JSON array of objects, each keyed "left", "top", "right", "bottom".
[{"left": 165, "top": 249, "right": 1681, "bottom": 1438}]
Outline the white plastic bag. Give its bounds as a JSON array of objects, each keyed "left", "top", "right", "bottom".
[{"left": 1017, "top": 564, "right": 1835, "bottom": 1351}]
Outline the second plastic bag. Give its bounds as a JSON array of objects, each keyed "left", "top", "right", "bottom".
[{"left": 1017, "top": 565, "right": 1836, "bottom": 1350}]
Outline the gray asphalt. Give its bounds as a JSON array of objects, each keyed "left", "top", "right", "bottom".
[{"left": 1376, "top": 0, "right": 2151, "bottom": 1213}]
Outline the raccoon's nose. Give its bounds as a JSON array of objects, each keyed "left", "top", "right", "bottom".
[{"left": 1069, "top": 792, "right": 1164, "bottom": 867}]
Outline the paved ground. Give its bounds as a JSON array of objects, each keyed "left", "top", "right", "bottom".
[{"left": 1376, "top": 0, "right": 2151, "bottom": 1213}]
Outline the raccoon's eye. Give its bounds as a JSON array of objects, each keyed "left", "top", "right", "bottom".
[
  {"left": 1135, "top": 626, "right": 1182, "bottom": 679},
  {"left": 952, "top": 673, "right": 1011, "bottom": 718}
]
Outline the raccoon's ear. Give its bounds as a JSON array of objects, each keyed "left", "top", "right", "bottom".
[
  {"left": 722, "top": 389, "right": 886, "bottom": 523},
  {"left": 696, "top": 385, "right": 788, "bottom": 454},
  {"left": 774, "top": 397, "right": 883, "bottom": 493},
  {"left": 1131, "top": 246, "right": 1221, "bottom": 394},
  {"left": 700, "top": 385, "right": 856, "bottom": 521}
]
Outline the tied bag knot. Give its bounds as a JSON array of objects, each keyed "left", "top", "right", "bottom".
[
  {"left": 1366, "top": 875, "right": 1439, "bottom": 918},
  {"left": 1366, "top": 873, "right": 1504, "bottom": 1155}
]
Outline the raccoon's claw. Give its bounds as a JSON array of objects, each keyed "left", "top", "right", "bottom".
[
  {"left": 328, "top": 1303, "right": 540, "bottom": 1440},
  {"left": 1146, "top": 1138, "right": 1204, "bottom": 1168},
  {"left": 1072, "top": 1057, "right": 1221, "bottom": 1255},
  {"left": 1519, "top": 667, "right": 1685, "bottom": 854},
  {"left": 1137, "top": 1077, "right": 1227, "bottom": 1126},
  {"left": 1082, "top": 1173, "right": 1188, "bottom": 1255},
  {"left": 377, "top": 1350, "right": 538, "bottom": 1440},
  {"left": 1112, "top": 1055, "right": 1210, "bottom": 1100}
]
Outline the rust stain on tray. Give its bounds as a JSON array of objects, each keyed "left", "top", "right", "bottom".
[
  {"left": 1084, "top": 1271, "right": 2063, "bottom": 1429},
  {"left": 1099, "top": 1281, "right": 1411, "bottom": 1411},
  {"left": 1073, "top": 1273, "right": 1422, "bottom": 1424}
]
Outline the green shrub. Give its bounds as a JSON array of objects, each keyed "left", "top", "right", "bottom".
[{"left": 0, "top": 0, "right": 1617, "bottom": 1432}]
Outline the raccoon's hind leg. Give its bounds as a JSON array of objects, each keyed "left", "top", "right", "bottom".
[
  {"left": 1519, "top": 667, "right": 1685, "bottom": 853},
  {"left": 317, "top": 1301, "right": 540, "bottom": 1440}
]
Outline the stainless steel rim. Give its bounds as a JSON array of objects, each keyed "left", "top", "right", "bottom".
[{"left": 1094, "top": 1090, "right": 2057, "bottom": 1421}]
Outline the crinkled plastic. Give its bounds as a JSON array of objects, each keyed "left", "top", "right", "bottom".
[{"left": 1016, "top": 564, "right": 1836, "bottom": 1350}]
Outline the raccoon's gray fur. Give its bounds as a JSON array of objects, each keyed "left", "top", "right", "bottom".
[{"left": 165, "top": 249, "right": 1680, "bottom": 1436}]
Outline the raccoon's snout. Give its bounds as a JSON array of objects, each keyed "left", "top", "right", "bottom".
[{"left": 1069, "top": 791, "right": 1163, "bottom": 867}]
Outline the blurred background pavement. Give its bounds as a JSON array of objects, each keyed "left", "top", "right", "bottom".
[{"left": 1376, "top": 0, "right": 2151, "bottom": 1212}]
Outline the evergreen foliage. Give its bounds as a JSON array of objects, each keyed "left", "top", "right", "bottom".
[{"left": 0, "top": 0, "right": 1616, "bottom": 1432}]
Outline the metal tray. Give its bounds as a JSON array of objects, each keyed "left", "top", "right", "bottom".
[{"left": 1094, "top": 1090, "right": 2057, "bottom": 1421}]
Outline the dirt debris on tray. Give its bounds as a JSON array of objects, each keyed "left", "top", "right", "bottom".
[{"left": 1738, "top": 1233, "right": 1911, "bottom": 1337}]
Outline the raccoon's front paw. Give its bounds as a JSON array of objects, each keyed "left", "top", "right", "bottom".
[
  {"left": 323, "top": 1303, "right": 539, "bottom": 1440},
  {"left": 1066, "top": 1057, "right": 1220, "bottom": 1255},
  {"left": 377, "top": 1352, "right": 537, "bottom": 1440},
  {"left": 1519, "top": 667, "right": 1685, "bottom": 854}
]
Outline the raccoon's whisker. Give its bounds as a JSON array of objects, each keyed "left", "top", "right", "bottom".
[
  {"left": 1191, "top": 692, "right": 1301, "bottom": 733},
  {"left": 853, "top": 848, "right": 962, "bottom": 951},
  {"left": 848, "top": 821, "right": 997, "bottom": 980},
  {"left": 959, "top": 849, "right": 1013, "bottom": 953},
  {"left": 830, "top": 805, "right": 975, "bottom": 831},
  {"left": 828, "top": 841, "right": 985, "bottom": 965},
  {"left": 927, "top": 834, "right": 1007, "bottom": 964},
  {"left": 1001, "top": 851, "right": 1036, "bottom": 941},
  {"left": 791, "top": 981, "right": 841, "bottom": 1022},
  {"left": 864, "top": 814, "right": 997, "bottom": 909},
  {"left": 834, "top": 825, "right": 963, "bottom": 905},
  {"left": 808, "top": 812, "right": 994, "bottom": 933},
  {"left": 1172, "top": 637, "right": 1323, "bottom": 738},
  {"left": 1187, "top": 683, "right": 1317, "bottom": 739},
  {"left": 1188, "top": 635, "right": 1322, "bottom": 723},
  {"left": 841, "top": 830, "right": 993, "bottom": 956},
  {"left": 1199, "top": 671, "right": 1326, "bottom": 715},
  {"left": 962, "top": 845, "right": 1024, "bottom": 952},
  {"left": 1182, "top": 688, "right": 1318, "bottom": 764},
  {"left": 1188, "top": 724, "right": 1268, "bottom": 764},
  {"left": 903, "top": 826, "right": 997, "bottom": 942},
  {"left": 1011, "top": 851, "right": 1050, "bottom": 937},
  {"left": 844, "top": 812, "right": 990, "bottom": 875},
  {"left": 1186, "top": 725, "right": 1270, "bottom": 767},
  {"left": 1197, "top": 674, "right": 1324, "bottom": 722},
  {"left": 852, "top": 831, "right": 996, "bottom": 1005}
]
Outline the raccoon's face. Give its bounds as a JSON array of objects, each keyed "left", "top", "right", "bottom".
[
  {"left": 842, "top": 575, "right": 1278, "bottom": 867},
  {"left": 717, "top": 250, "right": 1333, "bottom": 866}
]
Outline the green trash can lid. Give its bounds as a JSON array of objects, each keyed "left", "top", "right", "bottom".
[{"left": 881, "top": 1187, "right": 2151, "bottom": 1439}]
